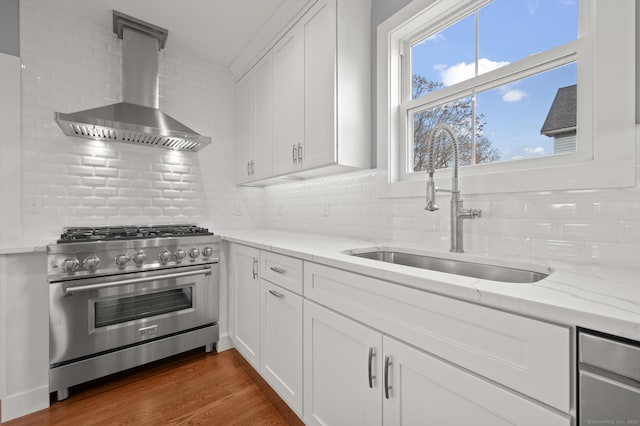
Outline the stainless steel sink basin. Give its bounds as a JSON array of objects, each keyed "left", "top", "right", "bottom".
[{"left": 348, "top": 250, "right": 548, "bottom": 283}]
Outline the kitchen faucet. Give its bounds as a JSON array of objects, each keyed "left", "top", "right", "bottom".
[{"left": 425, "top": 123, "right": 481, "bottom": 253}]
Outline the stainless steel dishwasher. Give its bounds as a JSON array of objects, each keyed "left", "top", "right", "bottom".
[{"left": 579, "top": 329, "right": 640, "bottom": 425}]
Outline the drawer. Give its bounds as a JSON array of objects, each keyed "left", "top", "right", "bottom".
[
  {"left": 261, "top": 251, "right": 303, "bottom": 295},
  {"left": 304, "top": 262, "right": 570, "bottom": 413}
]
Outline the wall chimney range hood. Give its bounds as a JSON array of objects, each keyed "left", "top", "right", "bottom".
[{"left": 55, "top": 11, "right": 211, "bottom": 152}]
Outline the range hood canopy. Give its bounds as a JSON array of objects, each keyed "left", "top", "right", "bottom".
[{"left": 55, "top": 10, "right": 211, "bottom": 152}]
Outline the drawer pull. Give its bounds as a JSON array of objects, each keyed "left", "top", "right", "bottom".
[
  {"left": 252, "top": 257, "right": 258, "bottom": 279},
  {"left": 368, "top": 347, "right": 376, "bottom": 388},
  {"left": 270, "top": 266, "right": 286, "bottom": 274},
  {"left": 384, "top": 355, "right": 392, "bottom": 399},
  {"left": 268, "top": 289, "right": 284, "bottom": 299}
]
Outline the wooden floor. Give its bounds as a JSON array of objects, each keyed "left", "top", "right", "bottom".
[{"left": 2, "top": 349, "right": 303, "bottom": 426}]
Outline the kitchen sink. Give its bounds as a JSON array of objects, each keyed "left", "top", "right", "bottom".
[{"left": 347, "top": 249, "right": 549, "bottom": 283}]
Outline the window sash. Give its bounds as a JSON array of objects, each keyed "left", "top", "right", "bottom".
[
  {"left": 376, "top": 0, "right": 635, "bottom": 196},
  {"left": 399, "top": 41, "right": 582, "bottom": 180}
]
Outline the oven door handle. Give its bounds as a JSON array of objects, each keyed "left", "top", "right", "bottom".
[{"left": 63, "top": 268, "right": 212, "bottom": 295}]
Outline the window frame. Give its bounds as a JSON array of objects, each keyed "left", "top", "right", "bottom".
[{"left": 376, "top": 0, "right": 636, "bottom": 197}]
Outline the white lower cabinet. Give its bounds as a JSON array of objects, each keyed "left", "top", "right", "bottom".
[
  {"left": 229, "top": 244, "right": 572, "bottom": 425},
  {"left": 304, "top": 300, "right": 382, "bottom": 426},
  {"left": 382, "top": 336, "right": 570, "bottom": 426},
  {"left": 230, "top": 244, "right": 261, "bottom": 368},
  {"left": 260, "top": 279, "right": 303, "bottom": 416},
  {"left": 304, "top": 300, "right": 571, "bottom": 426}
]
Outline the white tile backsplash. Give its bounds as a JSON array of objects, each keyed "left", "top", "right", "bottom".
[
  {"left": 18, "top": 0, "right": 262, "bottom": 240},
  {"left": 259, "top": 127, "right": 640, "bottom": 268}
]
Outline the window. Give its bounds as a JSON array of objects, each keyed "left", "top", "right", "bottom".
[{"left": 377, "top": 0, "right": 635, "bottom": 196}]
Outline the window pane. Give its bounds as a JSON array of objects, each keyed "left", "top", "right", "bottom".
[
  {"left": 479, "top": 0, "right": 578, "bottom": 74},
  {"left": 475, "top": 62, "right": 577, "bottom": 164},
  {"left": 412, "top": 96, "right": 473, "bottom": 172},
  {"left": 411, "top": 14, "right": 475, "bottom": 96}
]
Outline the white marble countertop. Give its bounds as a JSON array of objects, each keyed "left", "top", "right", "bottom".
[
  {"left": 0, "top": 240, "right": 48, "bottom": 255},
  {"left": 220, "top": 228, "right": 640, "bottom": 342}
]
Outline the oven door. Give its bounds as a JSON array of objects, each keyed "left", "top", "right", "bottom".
[{"left": 49, "top": 264, "right": 218, "bottom": 365}]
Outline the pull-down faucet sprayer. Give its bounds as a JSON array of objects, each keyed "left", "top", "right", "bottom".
[{"left": 425, "top": 123, "right": 481, "bottom": 253}]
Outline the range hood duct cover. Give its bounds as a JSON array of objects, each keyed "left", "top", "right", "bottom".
[{"left": 54, "top": 10, "right": 211, "bottom": 152}]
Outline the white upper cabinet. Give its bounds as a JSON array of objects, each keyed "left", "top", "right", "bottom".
[
  {"left": 273, "top": 23, "right": 305, "bottom": 176},
  {"left": 236, "top": 52, "right": 274, "bottom": 184},
  {"left": 241, "top": 0, "right": 371, "bottom": 184}
]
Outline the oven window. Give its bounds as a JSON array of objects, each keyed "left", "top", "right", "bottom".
[{"left": 94, "top": 287, "right": 193, "bottom": 327}]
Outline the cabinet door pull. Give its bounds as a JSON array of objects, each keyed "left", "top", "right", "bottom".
[
  {"left": 250, "top": 160, "right": 255, "bottom": 174},
  {"left": 297, "top": 143, "right": 303, "bottom": 161},
  {"left": 268, "top": 289, "right": 284, "bottom": 299},
  {"left": 247, "top": 161, "right": 251, "bottom": 176},
  {"left": 252, "top": 257, "right": 258, "bottom": 279},
  {"left": 270, "top": 266, "right": 286, "bottom": 274},
  {"left": 368, "top": 347, "right": 376, "bottom": 388},
  {"left": 384, "top": 355, "right": 392, "bottom": 399},
  {"left": 292, "top": 144, "right": 297, "bottom": 164}
]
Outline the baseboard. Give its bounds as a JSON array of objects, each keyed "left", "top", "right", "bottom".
[
  {"left": 216, "top": 334, "right": 234, "bottom": 352},
  {"left": 1, "top": 385, "right": 49, "bottom": 422}
]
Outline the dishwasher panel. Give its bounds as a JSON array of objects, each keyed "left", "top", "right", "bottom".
[{"left": 579, "top": 330, "right": 640, "bottom": 426}]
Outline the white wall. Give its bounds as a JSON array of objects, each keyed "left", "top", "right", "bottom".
[{"left": 18, "top": 0, "right": 262, "bottom": 242}]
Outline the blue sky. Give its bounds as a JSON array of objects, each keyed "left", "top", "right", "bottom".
[{"left": 412, "top": 0, "right": 578, "bottom": 162}]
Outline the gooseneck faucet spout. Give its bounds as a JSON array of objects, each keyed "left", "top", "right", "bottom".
[{"left": 424, "top": 123, "right": 481, "bottom": 253}]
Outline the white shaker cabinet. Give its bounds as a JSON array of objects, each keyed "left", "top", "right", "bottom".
[
  {"left": 260, "top": 279, "right": 303, "bottom": 416},
  {"left": 229, "top": 244, "right": 261, "bottom": 368},
  {"left": 236, "top": 52, "right": 273, "bottom": 183},
  {"left": 273, "top": 20, "right": 304, "bottom": 176},
  {"left": 304, "top": 300, "right": 383, "bottom": 426},
  {"left": 272, "top": 0, "right": 371, "bottom": 179},
  {"left": 382, "top": 336, "right": 569, "bottom": 426}
]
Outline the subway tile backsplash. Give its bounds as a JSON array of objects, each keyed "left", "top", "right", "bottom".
[
  {"left": 260, "top": 154, "right": 640, "bottom": 268},
  {"left": 19, "top": 0, "right": 260, "bottom": 240}
]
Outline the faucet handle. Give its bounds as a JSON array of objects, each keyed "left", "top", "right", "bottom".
[{"left": 425, "top": 175, "right": 439, "bottom": 211}]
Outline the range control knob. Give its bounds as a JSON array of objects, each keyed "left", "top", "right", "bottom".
[
  {"left": 159, "top": 250, "right": 172, "bottom": 262},
  {"left": 83, "top": 255, "right": 101, "bottom": 271},
  {"left": 114, "top": 254, "right": 130, "bottom": 267},
  {"left": 61, "top": 257, "right": 80, "bottom": 273},
  {"left": 133, "top": 251, "right": 147, "bottom": 265},
  {"left": 174, "top": 248, "right": 186, "bottom": 260},
  {"left": 189, "top": 248, "right": 200, "bottom": 258},
  {"left": 202, "top": 247, "right": 214, "bottom": 257}
]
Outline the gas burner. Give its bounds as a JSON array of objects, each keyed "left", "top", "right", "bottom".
[{"left": 57, "top": 224, "right": 213, "bottom": 243}]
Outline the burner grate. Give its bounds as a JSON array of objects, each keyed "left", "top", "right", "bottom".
[{"left": 57, "top": 224, "right": 213, "bottom": 243}]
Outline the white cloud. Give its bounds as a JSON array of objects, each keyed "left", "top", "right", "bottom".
[
  {"left": 502, "top": 89, "right": 527, "bottom": 102},
  {"left": 440, "top": 58, "right": 510, "bottom": 87},
  {"left": 524, "top": 147, "right": 545, "bottom": 154},
  {"left": 433, "top": 64, "right": 447, "bottom": 72}
]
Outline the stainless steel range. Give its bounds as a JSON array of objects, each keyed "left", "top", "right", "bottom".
[{"left": 47, "top": 224, "right": 220, "bottom": 401}]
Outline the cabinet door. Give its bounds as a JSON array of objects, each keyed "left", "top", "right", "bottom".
[
  {"left": 231, "top": 244, "right": 260, "bottom": 368},
  {"left": 253, "top": 52, "right": 273, "bottom": 180},
  {"left": 304, "top": 300, "right": 382, "bottom": 426},
  {"left": 260, "top": 280, "right": 303, "bottom": 416},
  {"left": 273, "top": 21, "right": 304, "bottom": 176},
  {"left": 382, "top": 336, "right": 570, "bottom": 426},
  {"left": 303, "top": 0, "right": 336, "bottom": 169},
  {"left": 236, "top": 72, "right": 255, "bottom": 183}
]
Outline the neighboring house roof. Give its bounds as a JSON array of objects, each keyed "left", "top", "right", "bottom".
[{"left": 540, "top": 84, "right": 577, "bottom": 136}]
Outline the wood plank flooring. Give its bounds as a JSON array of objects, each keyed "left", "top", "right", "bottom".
[{"left": 2, "top": 349, "right": 304, "bottom": 426}]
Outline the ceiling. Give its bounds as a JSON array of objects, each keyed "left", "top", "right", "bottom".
[{"left": 52, "top": 0, "right": 311, "bottom": 76}]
